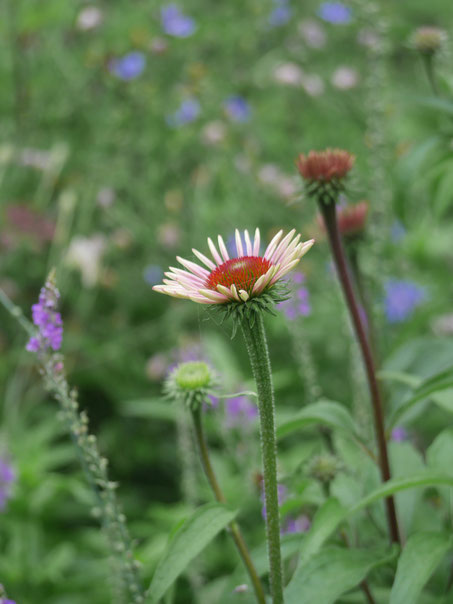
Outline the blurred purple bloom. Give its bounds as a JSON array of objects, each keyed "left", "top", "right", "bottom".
[
  {"left": 1, "top": 600, "right": 16, "bottom": 604},
  {"left": 278, "top": 273, "right": 311, "bottom": 320},
  {"left": 110, "top": 52, "right": 146, "bottom": 80},
  {"left": 283, "top": 514, "right": 311, "bottom": 534},
  {"left": 391, "top": 426, "right": 408, "bottom": 442},
  {"left": 143, "top": 265, "right": 163, "bottom": 286},
  {"left": 26, "top": 279, "right": 63, "bottom": 353},
  {"left": 0, "top": 457, "right": 15, "bottom": 511},
  {"left": 269, "top": 4, "right": 292, "bottom": 27},
  {"left": 384, "top": 280, "right": 426, "bottom": 323},
  {"left": 225, "top": 396, "right": 257, "bottom": 427},
  {"left": 391, "top": 221, "right": 406, "bottom": 243},
  {"left": 224, "top": 96, "right": 251, "bottom": 123},
  {"left": 161, "top": 5, "right": 197, "bottom": 38},
  {"left": 318, "top": 2, "right": 352, "bottom": 24},
  {"left": 166, "top": 98, "right": 200, "bottom": 127}
]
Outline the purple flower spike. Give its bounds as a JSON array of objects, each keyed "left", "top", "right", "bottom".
[
  {"left": 161, "top": 5, "right": 197, "bottom": 38},
  {"left": 110, "top": 52, "right": 146, "bottom": 80},
  {"left": 384, "top": 280, "right": 426, "bottom": 323},
  {"left": 318, "top": 2, "right": 352, "bottom": 24},
  {"left": 224, "top": 96, "right": 251, "bottom": 123},
  {"left": 283, "top": 514, "right": 311, "bottom": 534},
  {"left": 0, "top": 457, "right": 16, "bottom": 511},
  {"left": 26, "top": 276, "right": 63, "bottom": 354}
]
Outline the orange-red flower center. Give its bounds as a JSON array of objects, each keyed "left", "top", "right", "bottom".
[{"left": 206, "top": 256, "right": 272, "bottom": 293}]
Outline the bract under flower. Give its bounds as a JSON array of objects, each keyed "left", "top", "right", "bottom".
[{"left": 153, "top": 228, "right": 314, "bottom": 305}]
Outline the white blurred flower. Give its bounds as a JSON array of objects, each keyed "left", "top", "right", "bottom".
[
  {"left": 331, "top": 66, "right": 359, "bottom": 90},
  {"left": 357, "top": 28, "right": 380, "bottom": 49},
  {"left": 19, "top": 148, "right": 52, "bottom": 171},
  {"left": 301, "top": 74, "right": 325, "bottom": 97},
  {"left": 158, "top": 223, "right": 181, "bottom": 249},
  {"left": 76, "top": 6, "right": 103, "bottom": 31},
  {"left": 258, "top": 164, "right": 281, "bottom": 186},
  {"left": 201, "top": 121, "right": 226, "bottom": 145},
  {"left": 298, "top": 19, "right": 326, "bottom": 49},
  {"left": 276, "top": 177, "right": 298, "bottom": 200},
  {"left": 97, "top": 187, "right": 116, "bottom": 208},
  {"left": 273, "top": 62, "right": 304, "bottom": 87},
  {"left": 66, "top": 234, "right": 106, "bottom": 287}
]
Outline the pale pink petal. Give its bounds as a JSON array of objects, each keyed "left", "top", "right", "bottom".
[
  {"left": 244, "top": 230, "right": 253, "bottom": 256},
  {"left": 253, "top": 228, "right": 260, "bottom": 256},
  {"left": 235, "top": 229, "right": 244, "bottom": 257},
  {"left": 273, "top": 234, "right": 301, "bottom": 264},
  {"left": 216, "top": 284, "right": 236, "bottom": 300},
  {"left": 199, "top": 288, "right": 229, "bottom": 302},
  {"left": 239, "top": 290, "right": 249, "bottom": 301},
  {"left": 269, "top": 229, "right": 296, "bottom": 264},
  {"left": 177, "top": 256, "right": 209, "bottom": 278},
  {"left": 208, "top": 238, "right": 223, "bottom": 265},
  {"left": 264, "top": 230, "right": 283, "bottom": 259},
  {"left": 229, "top": 284, "right": 240, "bottom": 301},
  {"left": 192, "top": 248, "right": 216, "bottom": 270},
  {"left": 217, "top": 235, "right": 230, "bottom": 262},
  {"left": 271, "top": 258, "right": 300, "bottom": 283}
]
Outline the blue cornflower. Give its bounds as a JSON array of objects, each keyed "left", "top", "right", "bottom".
[
  {"left": 161, "top": 5, "right": 197, "bottom": 38},
  {"left": 224, "top": 96, "right": 251, "bottom": 123},
  {"left": 384, "top": 280, "right": 426, "bottom": 323},
  {"left": 110, "top": 52, "right": 146, "bottom": 80},
  {"left": 166, "top": 98, "right": 201, "bottom": 127},
  {"left": 268, "top": 4, "right": 292, "bottom": 27},
  {"left": 26, "top": 277, "right": 63, "bottom": 353},
  {"left": 317, "top": 2, "right": 352, "bottom": 24}
]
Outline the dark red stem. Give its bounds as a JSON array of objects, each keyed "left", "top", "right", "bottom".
[{"left": 320, "top": 200, "right": 400, "bottom": 546}]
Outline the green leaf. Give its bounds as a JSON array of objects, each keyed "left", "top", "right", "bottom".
[
  {"left": 413, "top": 96, "right": 453, "bottom": 116},
  {"left": 285, "top": 546, "right": 397, "bottom": 604},
  {"left": 277, "top": 400, "right": 358, "bottom": 440},
  {"left": 147, "top": 503, "right": 237, "bottom": 603},
  {"left": 120, "top": 399, "right": 177, "bottom": 422},
  {"left": 390, "top": 532, "right": 452, "bottom": 604}
]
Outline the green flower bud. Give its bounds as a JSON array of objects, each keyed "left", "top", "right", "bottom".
[
  {"left": 307, "top": 454, "right": 341, "bottom": 484},
  {"left": 164, "top": 361, "right": 216, "bottom": 411}
]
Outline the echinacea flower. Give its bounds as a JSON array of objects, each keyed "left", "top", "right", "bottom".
[
  {"left": 297, "top": 149, "right": 355, "bottom": 184},
  {"left": 153, "top": 228, "right": 314, "bottom": 305}
]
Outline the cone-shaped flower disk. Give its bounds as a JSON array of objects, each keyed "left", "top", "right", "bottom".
[{"left": 153, "top": 228, "right": 314, "bottom": 305}]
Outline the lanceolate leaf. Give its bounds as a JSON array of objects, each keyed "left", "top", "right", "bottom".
[
  {"left": 147, "top": 503, "right": 237, "bottom": 603},
  {"left": 390, "top": 532, "right": 452, "bottom": 604},
  {"left": 276, "top": 400, "right": 358, "bottom": 440},
  {"left": 285, "top": 546, "right": 397, "bottom": 604}
]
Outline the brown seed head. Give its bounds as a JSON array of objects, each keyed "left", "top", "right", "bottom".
[
  {"left": 411, "top": 26, "right": 447, "bottom": 54},
  {"left": 297, "top": 148, "right": 355, "bottom": 184}
]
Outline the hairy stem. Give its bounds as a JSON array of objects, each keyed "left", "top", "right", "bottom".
[
  {"left": 191, "top": 408, "right": 266, "bottom": 604},
  {"left": 241, "top": 314, "right": 284, "bottom": 604},
  {"left": 319, "top": 200, "right": 400, "bottom": 546}
]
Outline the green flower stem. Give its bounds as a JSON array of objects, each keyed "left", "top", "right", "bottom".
[
  {"left": 320, "top": 200, "right": 401, "bottom": 546},
  {"left": 241, "top": 313, "right": 284, "bottom": 604},
  {"left": 191, "top": 407, "right": 266, "bottom": 604},
  {"left": 421, "top": 53, "right": 439, "bottom": 96}
]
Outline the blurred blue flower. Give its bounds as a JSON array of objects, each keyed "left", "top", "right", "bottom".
[
  {"left": 225, "top": 395, "right": 257, "bottom": 428},
  {"left": 268, "top": 2, "right": 292, "bottom": 27},
  {"left": 0, "top": 457, "right": 15, "bottom": 511},
  {"left": 166, "top": 98, "right": 201, "bottom": 127},
  {"left": 161, "top": 5, "right": 197, "bottom": 38},
  {"left": 317, "top": 2, "right": 352, "bottom": 24},
  {"left": 391, "top": 426, "right": 408, "bottom": 442},
  {"left": 224, "top": 96, "right": 251, "bottom": 123},
  {"left": 143, "top": 264, "right": 163, "bottom": 286},
  {"left": 278, "top": 273, "right": 311, "bottom": 320},
  {"left": 110, "top": 52, "right": 146, "bottom": 80},
  {"left": 391, "top": 221, "right": 406, "bottom": 243},
  {"left": 283, "top": 514, "right": 311, "bottom": 534},
  {"left": 384, "top": 280, "right": 426, "bottom": 323}
]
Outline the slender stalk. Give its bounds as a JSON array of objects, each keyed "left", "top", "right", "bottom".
[
  {"left": 191, "top": 407, "right": 266, "bottom": 604},
  {"left": 241, "top": 313, "right": 284, "bottom": 604},
  {"left": 421, "top": 53, "right": 438, "bottom": 96},
  {"left": 319, "top": 200, "right": 400, "bottom": 546}
]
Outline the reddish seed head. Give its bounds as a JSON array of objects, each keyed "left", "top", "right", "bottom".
[
  {"left": 206, "top": 256, "right": 272, "bottom": 294},
  {"left": 318, "top": 201, "right": 369, "bottom": 237},
  {"left": 297, "top": 148, "right": 355, "bottom": 183}
]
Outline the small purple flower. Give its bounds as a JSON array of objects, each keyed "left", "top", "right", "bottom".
[
  {"left": 161, "top": 5, "right": 197, "bottom": 38},
  {"left": 269, "top": 3, "right": 292, "bottom": 27},
  {"left": 224, "top": 96, "right": 251, "bottom": 123},
  {"left": 278, "top": 273, "right": 311, "bottom": 320},
  {"left": 283, "top": 514, "right": 311, "bottom": 534},
  {"left": 110, "top": 52, "right": 146, "bottom": 80},
  {"left": 391, "top": 426, "right": 408, "bottom": 442},
  {"left": 225, "top": 396, "right": 257, "bottom": 427},
  {"left": 384, "top": 280, "right": 426, "bottom": 323},
  {"left": 143, "top": 265, "right": 163, "bottom": 286},
  {"left": 0, "top": 457, "right": 15, "bottom": 511},
  {"left": 26, "top": 278, "right": 63, "bottom": 353},
  {"left": 317, "top": 2, "right": 352, "bottom": 24},
  {"left": 1, "top": 600, "right": 16, "bottom": 604},
  {"left": 166, "top": 98, "right": 200, "bottom": 127}
]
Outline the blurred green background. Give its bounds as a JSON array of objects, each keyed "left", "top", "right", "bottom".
[{"left": 2, "top": 0, "right": 453, "bottom": 602}]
